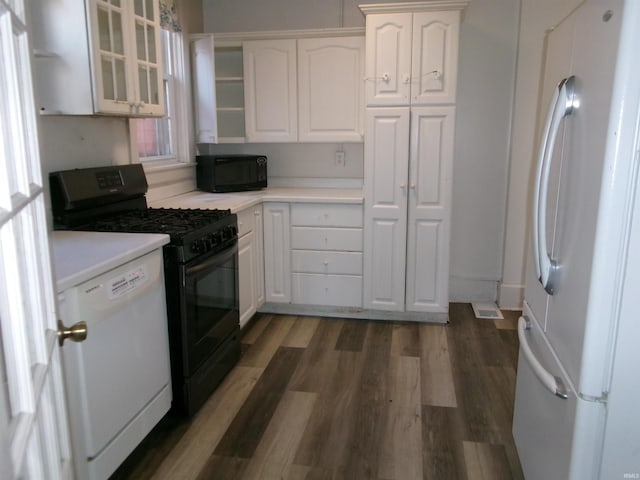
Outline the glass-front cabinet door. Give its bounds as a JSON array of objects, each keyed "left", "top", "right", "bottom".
[
  {"left": 133, "top": 0, "right": 164, "bottom": 115},
  {"left": 89, "top": 0, "right": 164, "bottom": 115}
]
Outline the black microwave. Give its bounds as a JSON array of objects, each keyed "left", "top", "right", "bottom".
[{"left": 196, "top": 155, "right": 267, "bottom": 193}]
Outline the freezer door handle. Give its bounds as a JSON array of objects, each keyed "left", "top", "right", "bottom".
[
  {"left": 518, "top": 316, "right": 569, "bottom": 399},
  {"left": 532, "top": 76, "right": 578, "bottom": 295}
]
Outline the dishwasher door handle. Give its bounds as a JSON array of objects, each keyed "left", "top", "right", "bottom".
[{"left": 57, "top": 319, "right": 88, "bottom": 346}]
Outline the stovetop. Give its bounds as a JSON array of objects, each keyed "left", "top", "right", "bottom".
[
  {"left": 79, "top": 208, "right": 232, "bottom": 239},
  {"left": 67, "top": 207, "right": 238, "bottom": 263}
]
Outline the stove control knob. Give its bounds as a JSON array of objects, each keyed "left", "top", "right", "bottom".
[
  {"left": 191, "top": 240, "right": 205, "bottom": 253},
  {"left": 210, "top": 232, "right": 220, "bottom": 245}
]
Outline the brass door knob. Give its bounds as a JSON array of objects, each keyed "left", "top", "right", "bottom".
[{"left": 57, "top": 320, "right": 88, "bottom": 346}]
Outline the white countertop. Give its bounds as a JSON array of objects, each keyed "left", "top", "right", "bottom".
[
  {"left": 148, "top": 187, "right": 364, "bottom": 212},
  {"left": 51, "top": 231, "right": 170, "bottom": 292}
]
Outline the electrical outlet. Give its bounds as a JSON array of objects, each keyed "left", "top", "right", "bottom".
[{"left": 335, "top": 151, "right": 345, "bottom": 167}]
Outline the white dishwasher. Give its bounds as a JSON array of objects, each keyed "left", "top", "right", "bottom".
[{"left": 52, "top": 231, "right": 172, "bottom": 480}]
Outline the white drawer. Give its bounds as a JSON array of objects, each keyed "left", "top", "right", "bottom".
[
  {"left": 291, "top": 273, "right": 362, "bottom": 307},
  {"left": 291, "top": 227, "right": 362, "bottom": 251},
  {"left": 290, "top": 203, "right": 363, "bottom": 227},
  {"left": 291, "top": 250, "right": 363, "bottom": 275},
  {"left": 237, "top": 208, "right": 254, "bottom": 237}
]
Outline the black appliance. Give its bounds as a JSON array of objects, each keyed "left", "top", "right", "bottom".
[
  {"left": 50, "top": 165, "right": 240, "bottom": 416},
  {"left": 196, "top": 154, "right": 267, "bottom": 193}
]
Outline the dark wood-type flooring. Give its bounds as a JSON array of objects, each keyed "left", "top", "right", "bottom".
[{"left": 111, "top": 303, "right": 524, "bottom": 479}]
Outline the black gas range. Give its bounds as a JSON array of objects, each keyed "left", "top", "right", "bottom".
[{"left": 50, "top": 165, "right": 241, "bottom": 416}]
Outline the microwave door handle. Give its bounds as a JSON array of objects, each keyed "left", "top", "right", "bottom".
[{"left": 533, "top": 76, "right": 577, "bottom": 295}]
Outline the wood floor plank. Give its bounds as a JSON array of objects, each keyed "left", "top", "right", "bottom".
[
  {"left": 390, "top": 322, "right": 420, "bottom": 357},
  {"left": 213, "top": 346, "right": 304, "bottom": 458},
  {"left": 292, "top": 350, "right": 366, "bottom": 469},
  {"left": 195, "top": 455, "right": 249, "bottom": 480},
  {"left": 241, "top": 313, "right": 273, "bottom": 344},
  {"left": 462, "top": 441, "right": 514, "bottom": 480},
  {"left": 288, "top": 319, "right": 345, "bottom": 393},
  {"left": 334, "top": 318, "right": 368, "bottom": 352},
  {"left": 419, "top": 324, "right": 457, "bottom": 407},
  {"left": 342, "top": 322, "right": 392, "bottom": 479},
  {"left": 242, "top": 390, "right": 317, "bottom": 480},
  {"left": 281, "top": 316, "right": 321, "bottom": 348},
  {"left": 239, "top": 315, "right": 297, "bottom": 368},
  {"left": 422, "top": 405, "right": 467, "bottom": 480},
  {"left": 377, "top": 355, "right": 422, "bottom": 480}
]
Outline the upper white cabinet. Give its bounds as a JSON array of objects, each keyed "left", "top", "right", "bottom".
[
  {"left": 298, "top": 36, "right": 365, "bottom": 142},
  {"left": 31, "top": 0, "right": 164, "bottom": 116},
  {"left": 243, "top": 39, "right": 298, "bottom": 142},
  {"left": 362, "top": 4, "right": 463, "bottom": 106},
  {"left": 190, "top": 29, "right": 365, "bottom": 143},
  {"left": 191, "top": 37, "right": 246, "bottom": 143}
]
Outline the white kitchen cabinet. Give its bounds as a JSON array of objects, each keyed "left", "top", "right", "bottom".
[
  {"left": 290, "top": 204, "right": 363, "bottom": 308},
  {"left": 237, "top": 205, "right": 265, "bottom": 327},
  {"left": 363, "top": 106, "right": 454, "bottom": 314},
  {"left": 190, "top": 36, "right": 246, "bottom": 143},
  {"left": 362, "top": 4, "right": 463, "bottom": 106},
  {"left": 243, "top": 39, "right": 298, "bottom": 142},
  {"left": 297, "top": 36, "right": 365, "bottom": 142},
  {"left": 31, "top": 0, "right": 164, "bottom": 116},
  {"left": 263, "top": 203, "right": 291, "bottom": 303},
  {"left": 361, "top": 1, "right": 465, "bottom": 317}
]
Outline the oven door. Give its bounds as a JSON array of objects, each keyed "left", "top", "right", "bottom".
[{"left": 182, "top": 242, "right": 239, "bottom": 376}]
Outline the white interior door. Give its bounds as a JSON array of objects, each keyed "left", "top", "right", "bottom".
[{"left": 0, "top": 1, "right": 73, "bottom": 478}]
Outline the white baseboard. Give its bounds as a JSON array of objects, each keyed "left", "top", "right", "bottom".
[{"left": 497, "top": 283, "right": 524, "bottom": 310}]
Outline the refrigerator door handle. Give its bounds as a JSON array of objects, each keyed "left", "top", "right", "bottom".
[
  {"left": 518, "top": 316, "right": 569, "bottom": 399},
  {"left": 532, "top": 76, "right": 578, "bottom": 295}
]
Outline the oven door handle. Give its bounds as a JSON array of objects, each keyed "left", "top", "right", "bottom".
[{"left": 186, "top": 241, "right": 237, "bottom": 277}]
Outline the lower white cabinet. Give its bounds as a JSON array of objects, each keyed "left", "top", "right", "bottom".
[
  {"left": 237, "top": 205, "right": 265, "bottom": 328},
  {"left": 262, "top": 202, "right": 364, "bottom": 308},
  {"left": 290, "top": 204, "right": 363, "bottom": 308}
]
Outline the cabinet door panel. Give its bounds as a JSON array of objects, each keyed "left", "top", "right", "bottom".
[
  {"left": 365, "top": 13, "right": 412, "bottom": 106},
  {"left": 263, "top": 203, "right": 291, "bottom": 303},
  {"left": 363, "top": 108, "right": 409, "bottom": 311},
  {"left": 411, "top": 11, "right": 460, "bottom": 105},
  {"left": 243, "top": 39, "right": 297, "bottom": 142},
  {"left": 191, "top": 37, "right": 218, "bottom": 143},
  {"left": 298, "top": 36, "right": 364, "bottom": 142},
  {"left": 406, "top": 106, "right": 454, "bottom": 312},
  {"left": 253, "top": 206, "right": 265, "bottom": 307},
  {"left": 238, "top": 232, "right": 257, "bottom": 328}
]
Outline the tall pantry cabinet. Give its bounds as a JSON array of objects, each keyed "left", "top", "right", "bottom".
[{"left": 360, "top": 1, "right": 467, "bottom": 319}]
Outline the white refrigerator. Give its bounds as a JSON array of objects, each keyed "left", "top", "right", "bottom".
[{"left": 513, "top": 0, "right": 640, "bottom": 479}]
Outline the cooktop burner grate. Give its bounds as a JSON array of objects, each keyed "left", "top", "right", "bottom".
[{"left": 76, "top": 208, "right": 233, "bottom": 240}]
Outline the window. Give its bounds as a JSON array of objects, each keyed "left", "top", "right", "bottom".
[{"left": 132, "top": 29, "right": 190, "bottom": 165}]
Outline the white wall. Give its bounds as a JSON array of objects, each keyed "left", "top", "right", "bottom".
[
  {"left": 204, "top": 0, "right": 520, "bottom": 302},
  {"left": 498, "top": 0, "right": 582, "bottom": 309}
]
